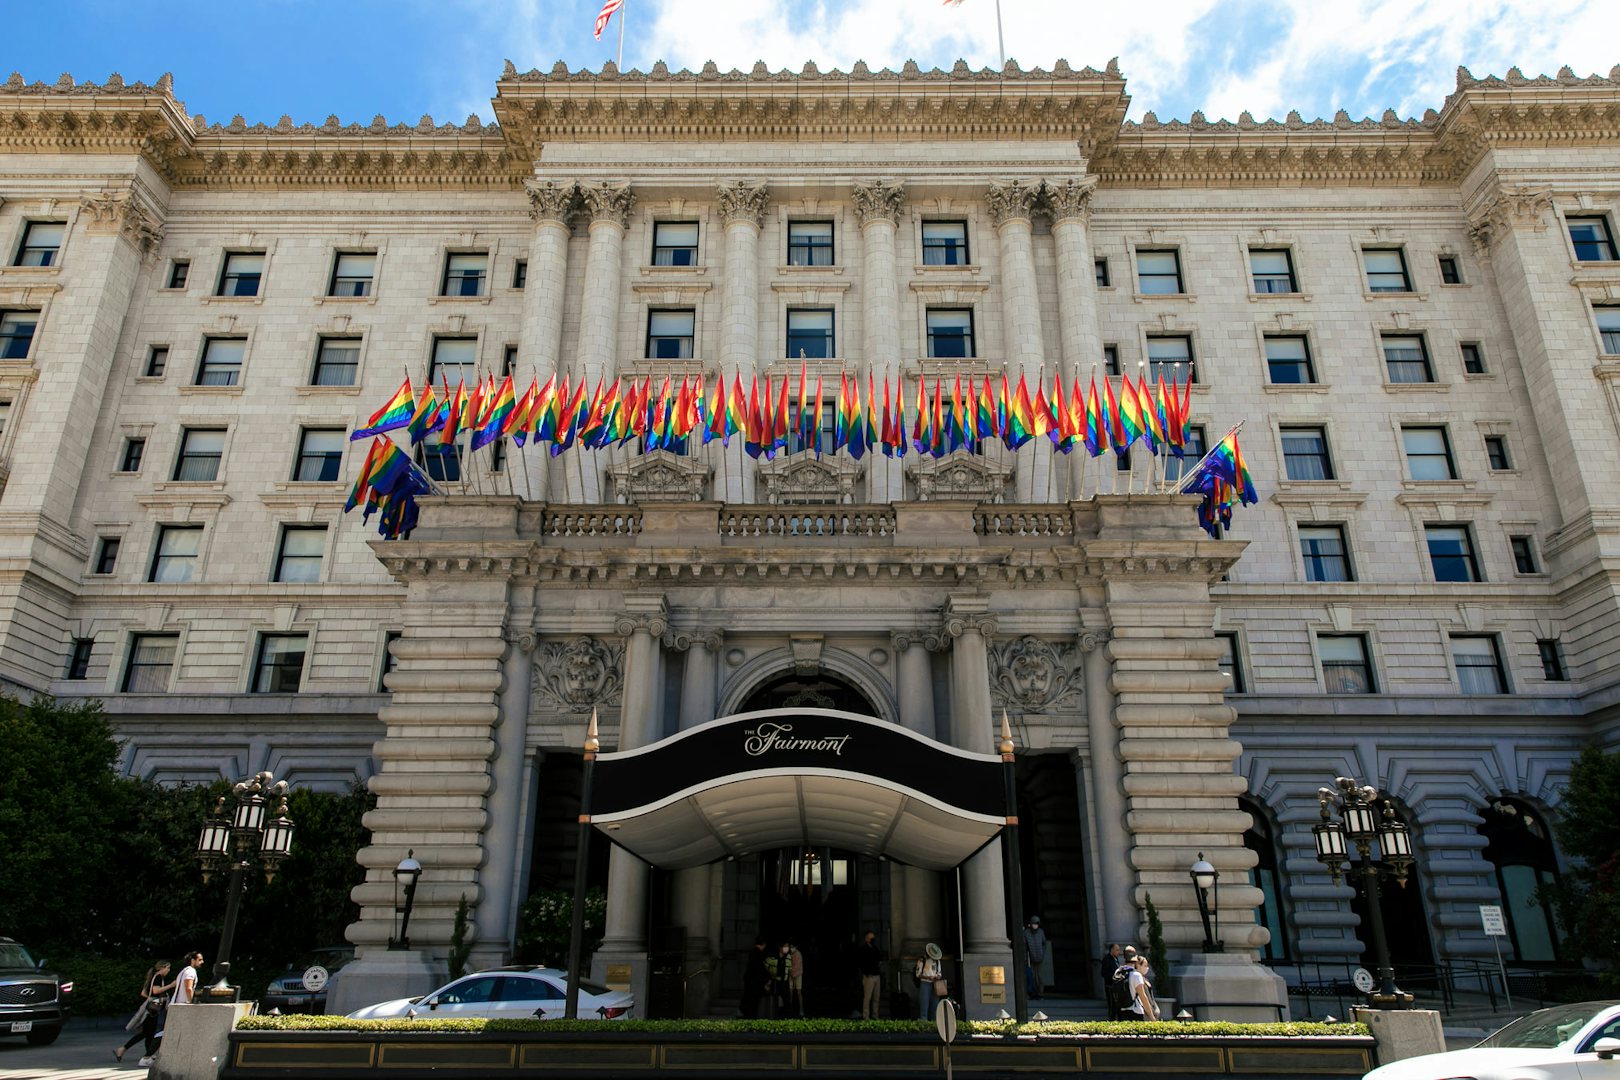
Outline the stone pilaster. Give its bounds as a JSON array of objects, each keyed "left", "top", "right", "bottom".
[
  {"left": 517, "top": 180, "right": 579, "bottom": 502},
  {"left": 855, "top": 180, "right": 905, "bottom": 502},
  {"left": 1046, "top": 177, "right": 1104, "bottom": 500},
  {"left": 985, "top": 180, "right": 1053, "bottom": 502},
  {"left": 568, "top": 181, "right": 635, "bottom": 503},
  {"left": 1080, "top": 625, "right": 1136, "bottom": 947},
  {"left": 891, "top": 627, "right": 946, "bottom": 957},
  {"left": 716, "top": 181, "right": 767, "bottom": 502},
  {"left": 472, "top": 631, "right": 533, "bottom": 969}
]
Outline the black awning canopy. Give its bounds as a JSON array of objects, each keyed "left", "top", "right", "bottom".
[{"left": 590, "top": 709, "right": 1005, "bottom": 871}]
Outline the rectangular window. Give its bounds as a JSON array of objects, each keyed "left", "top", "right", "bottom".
[
  {"left": 646, "top": 309, "right": 695, "bottom": 360},
  {"left": 196, "top": 337, "right": 245, "bottom": 386},
  {"left": 119, "top": 437, "right": 145, "bottom": 473},
  {"left": 1596, "top": 306, "right": 1620, "bottom": 355},
  {"left": 429, "top": 337, "right": 478, "bottom": 386},
  {"left": 1136, "top": 249, "right": 1184, "bottom": 294},
  {"left": 442, "top": 252, "right": 487, "bottom": 297},
  {"left": 294, "top": 428, "right": 345, "bottom": 482},
  {"left": 1320, "top": 634, "right": 1375, "bottom": 693},
  {"left": 1438, "top": 255, "right": 1462, "bottom": 284},
  {"left": 93, "top": 536, "right": 121, "bottom": 575},
  {"left": 787, "top": 221, "right": 834, "bottom": 267},
  {"left": 217, "top": 251, "right": 264, "bottom": 297},
  {"left": 66, "top": 638, "right": 93, "bottom": 680},
  {"left": 0, "top": 399, "right": 8, "bottom": 436},
  {"left": 1461, "top": 342, "right": 1486, "bottom": 374},
  {"left": 1426, "top": 524, "right": 1481, "bottom": 583},
  {"left": 1363, "top": 248, "right": 1411, "bottom": 292},
  {"left": 512, "top": 259, "right": 527, "bottom": 289},
  {"left": 1145, "top": 335, "right": 1193, "bottom": 383},
  {"left": 1249, "top": 249, "right": 1297, "bottom": 294},
  {"left": 921, "top": 221, "right": 969, "bottom": 266},
  {"left": 253, "top": 633, "right": 308, "bottom": 693},
  {"left": 1402, "top": 425, "right": 1456, "bottom": 481},
  {"left": 420, "top": 440, "right": 463, "bottom": 482},
  {"left": 926, "top": 309, "right": 975, "bottom": 359},
  {"left": 652, "top": 222, "right": 699, "bottom": 267},
  {"left": 1216, "top": 632, "right": 1245, "bottom": 693},
  {"left": 1382, "top": 334, "right": 1433, "bottom": 383},
  {"left": 167, "top": 260, "right": 189, "bottom": 289},
  {"left": 1300, "top": 524, "right": 1352, "bottom": 582},
  {"left": 1264, "top": 335, "right": 1314, "bottom": 384},
  {"left": 122, "top": 633, "right": 177, "bottom": 692},
  {"left": 1280, "top": 426, "right": 1333, "bottom": 481},
  {"left": 786, "top": 308, "right": 834, "bottom": 359},
  {"left": 15, "top": 221, "right": 65, "bottom": 267},
  {"left": 1453, "top": 635, "right": 1507, "bottom": 694},
  {"left": 1162, "top": 426, "right": 1207, "bottom": 485},
  {"left": 149, "top": 525, "right": 203, "bottom": 583},
  {"left": 1568, "top": 216, "right": 1619, "bottom": 262},
  {"left": 274, "top": 525, "right": 326, "bottom": 583},
  {"left": 1538, "top": 639, "right": 1567, "bottom": 681},
  {"left": 329, "top": 252, "right": 375, "bottom": 297},
  {"left": 1103, "top": 344, "right": 1120, "bottom": 376},
  {"left": 173, "top": 428, "right": 225, "bottom": 482},
  {"left": 381, "top": 630, "right": 402, "bottom": 692},
  {"left": 501, "top": 344, "right": 517, "bottom": 376},
  {"left": 0, "top": 311, "right": 38, "bottom": 359},
  {"left": 1485, "top": 435, "right": 1512, "bottom": 471},
  {"left": 311, "top": 337, "right": 359, "bottom": 386},
  {"left": 1510, "top": 535, "right": 1539, "bottom": 575},
  {"left": 145, "top": 345, "right": 169, "bottom": 378},
  {"left": 1094, "top": 258, "right": 1110, "bottom": 287}
]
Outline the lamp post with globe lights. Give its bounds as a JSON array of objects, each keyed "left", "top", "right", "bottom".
[
  {"left": 195, "top": 771, "right": 295, "bottom": 998},
  {"left": 1312, "top": 776, "right": 1415, "bottom": 1009},
  {"left": 1188, "top": 854, "right": 1223, "bottom": 953}
]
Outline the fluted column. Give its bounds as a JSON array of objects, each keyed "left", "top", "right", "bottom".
[
  {"left": 568, "top": 181, "right": 635, "bottom": 503},
  {"left": 987, "top": 180, "right": 1054, "bottom": 503},
  {"left": 717, "top": 181, "right": 768, "bottom": 503},
  {"left": 1080, "top": 626, "right": 1135, "bottom": 946},
  {"left": 855, "top": 181, "right": 905, "bottom": 502},
  {"left": 892, "top": 629, "right": 946, "bottom": 956},
  {"left": 1047, "top": 178, "right": 1103, "bottom": 500},
  {"left": 517, "top": 181, "right": 579, "bottom": 502},
  {"left": 943, "top": 597, "right": 1008, "bottom": 957}
]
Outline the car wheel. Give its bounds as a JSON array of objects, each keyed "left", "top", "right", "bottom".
[{"left": 24, "top": 1027, "right": 61, "bottom": 1046}]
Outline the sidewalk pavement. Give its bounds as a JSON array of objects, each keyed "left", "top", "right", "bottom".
[{"left": 0, "top": 1017, "right": 155, "bottom": 1079}]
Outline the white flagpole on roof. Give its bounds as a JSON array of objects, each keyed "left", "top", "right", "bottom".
[
  {"left": 617, "top": 0, "right": 626, "bottom": 70},
  {"left": 995, "top": 0, "right": 1005, "bottom": 71}
]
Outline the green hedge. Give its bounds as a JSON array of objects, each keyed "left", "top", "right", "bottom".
[{"left": 238, "top": 1015, "right": 1368, "bottom": 1038}]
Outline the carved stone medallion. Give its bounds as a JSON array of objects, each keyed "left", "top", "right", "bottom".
[
  {"left": 989, "top": 636, "right": 1084, "bottom": 712},
  {"left": 531, "top": 636, "right": 625, "bottom": 713}
]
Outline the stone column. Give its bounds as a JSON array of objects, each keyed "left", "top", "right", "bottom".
[
  {"left": 943, "top": 596, "right": 1012, "bottom": 1020},
  {"left": 854, "top": 180, "right": 905, "bottom": 502},
  {"left": 593, "top": 595, "right": 667, "bottom": 1015},
  {"left": 891, "top": 629, "right": 946, "bottom": 958},
  {"left": 516, "top": 180, "right": 579, "bottom": 503},
  {"left": 1046, "top": 178, "right": 1103, "bottom": 500},
  {"left": 669, "top": 629, "right": 723, "bottom": 1013},
  {"left": 716, "top": 181, "right": 769, "bottom": 503},
  {"left": 986, "top": 180, "right": 1053, "bottom": 503},
  {"left": 567, "top": 181, "right": 635, "bottom": 504},
  {"left": 1081, "top": 626, "right": 1135, "bottom": 948},
  {"left": 471, "top": 631, "right": 534, "bottom": 969}
]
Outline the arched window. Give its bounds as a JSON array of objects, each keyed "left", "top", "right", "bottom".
[
  {"left": 1241, "top": 799, "right": 1291, "bottom": 961},
  {"left": 1478, "top": 798, "right": 1562, "bottom": 964}
]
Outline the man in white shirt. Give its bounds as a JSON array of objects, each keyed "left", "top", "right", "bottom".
[{"left": 172, "top": 952, "right": 203, "bottom": 1004}]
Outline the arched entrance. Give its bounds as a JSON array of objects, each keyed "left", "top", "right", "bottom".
[
  {"left": 1241, "top": 799, "right": 1291, "bottom": 962},
  {"left": 1478, "top": 797, "right": 1562, "bottom": 963},
  {"left": 740, "top": 671, "right": 879, "bottom": 715}
]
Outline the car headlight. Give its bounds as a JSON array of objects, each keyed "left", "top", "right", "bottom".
[{"left": 59, "top": 982, "right": 73, "bottom": 994}]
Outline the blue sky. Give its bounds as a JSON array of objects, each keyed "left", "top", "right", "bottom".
[{"left": 6, "top": 1, "right": 1615, "bottom": 127}]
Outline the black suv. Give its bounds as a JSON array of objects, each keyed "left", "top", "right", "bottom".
[
  {"left": 261, "top": 947, "right": 354, "bottom": 1015},
  {"left": 0, "top": 938, "right": 71, "bottom": 1046}
]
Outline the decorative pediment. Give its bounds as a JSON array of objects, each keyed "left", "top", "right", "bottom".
[
  {"left": 908, "top": 452, "right": 1012, "bottom": 503},
  {"left": 756, "top": 452, "right": 863, "bottom": 504},
  {"left": 607, "top": 450, "right": 709, "bottom": 503}
]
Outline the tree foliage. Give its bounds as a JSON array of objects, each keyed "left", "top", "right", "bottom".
[{"left": 1549, "top": 746, "right": 1620, "bottom": 980}]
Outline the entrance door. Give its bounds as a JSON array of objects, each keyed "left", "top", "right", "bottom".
[{"left": 756, "top": 848, "right": 865, "bottom": 1017}]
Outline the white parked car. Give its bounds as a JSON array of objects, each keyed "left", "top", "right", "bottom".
[
  {"left": 1365, "top": 1000, "right": 1620, "bottom": 1080},
  {"left": 347, "top": 968, "right": 634, "bottom": 1021}
]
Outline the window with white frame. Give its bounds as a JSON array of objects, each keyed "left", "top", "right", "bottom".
[
  {"left": 646, "top": 309, "right": 695, "bottom": 359},
  {"left": 1135, "top": 249, "right": 1184, "bottom": 294},
  {"left": 786, "top": 308, "right": 834, "bottom": 359},
  {"left": 1264, "top": 336, "right": 1314, "bottom": 384},
  {"left": 922, "top": 221, "right": 969, "bottom": 266},
  {"left": 217, "top": 251, "right": 265, "bottom": 297},
  {"left": 1567, "top": 216, "right": 1619, "bottom": 262},
  {"left": 1362, "top": 248, "right": 1412, "bottom": 292},
  {"left": 442, "top": 252, "right": 487, "bottom": 297},
  {"left": 1280, "top": 426, "right": 1334, "bottom": 481},
  {"left": 428, "top": 337, "right": 478, "bottom": 387},
  {"left": 122, "top": 633, "right": 178, "bottom": 692},
  {"left": 253, "top": 633, "right": 308, "bottom": 693},
  {"left": 652, "top": 222, "right": 699, "bottom": 266},
  {"left": 196, "top": 337, "right": 246, "bottom": 386},
  {"left": 1300, "top": 524, "right": 1352, "bottom": 582},
  {"left": 1595, "top": 306, "right": 1620, "bottom": 355},
  {"left": 294, "top": 428, "right": 345, "bottom": 482},
  {"left": 173, "top": 429, "right": 225, "bottom": 482},
  {"left": 273, "top": 525, "right": 327, "bottom": 583},
  {"left": 1249, "top": 249, "right": 1297, "bottom": 293},
  {"left": 14, "top": 222, "right": 65, "bottom": 267},
  {"left": 788, "top": 221, "right": 834, "bottom": 267},
  {"left": 311, "top": 337, "right": 359, "bottom": 386},
  {"left": 1146, "top": 335, "right": 1193, "bottom": 383},
  {"left": 925, "top": 309, "right": 975, "bottom": 358},
  {"left": 1425, "top": 524, "right": 1481, "bottom": 582},
  {"left": 1452, "top": 635, "right": 1507, "bottom": 694},
  {"left": 1402, "top": 426, "right": 1456, "bottom": 480},
  {"left": 329, "top": 252, "right": 375, "bottom": 297},
  {"left": 1319, "top": 634, "right": 1375, "bottom": 693},
  {"left": 149, "top": 525, "right": 203, "bottom": 583},
  {"left": 1382, "top": 334, "right": 1433, "bottom": 383}
]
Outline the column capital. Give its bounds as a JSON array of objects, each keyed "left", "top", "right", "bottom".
[
  {"left": 891, "top": 627, "right": 946, "bottom": 653},
  {"left": 942, "top": 596, "right": 998, "bottom": 639},
  {"left": 852, "top": 179, "right": 905, "bottom": 226},
  {"left": 524, "top": 179, "right": 579, "bottom": 224},
  {"left": 1078, "top": 629, "right": 1112, "bottom": 653},
  {"left": 580, "top": 180, "right": 635, "bottom": 229},
  {"left": 1044, "top": 176, "right": 1099, "bottom": 225},
  {"left": 79, "top": 187, "right": 164, "bottom": 257},
  {"left": 716, "top": 180, "right": 770, "bottom": 228},
  {"left": 984, "top": 178, "right": 1042, "bottom": 228},
  {"left": 506, "top": 629, "right": 540, "bottom": 655},
  {"left": 1465, "top": 184, "right": 1554, "bottom": 255},
  {"left": 662, "top": 628, "right": 723, "bottom": 652},
  {"left": 615, "top": 594, "right": 669, "bottom": 638}
]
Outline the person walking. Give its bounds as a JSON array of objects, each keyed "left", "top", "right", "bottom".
[
  {"left": 913, "top": 943, "right": 945, "bottom": 1020},
  {"left": 741, "top": 937, "right": 769, "bottom": 1019},
  {"left": 786, "top": 941, "right": 805, "bottom": 1018},
  {"left": 1022, "top": 915, "right": 1048, "bottom": 1000},
  {"left": 172, "top": 951, "right": 202, "bottom": 1005},
  {"left": 113, "top": 960, "right": 173, "bottom": 1064},
  {"left": 1112, "top": 945, "right": 1138, "bottom": 1019},
  {"left": 1126, "top": 954, "right": 1159, "bottom": 1021},
  {"left": 856, "top": 930, "right": 883, "bottom": 1020}
]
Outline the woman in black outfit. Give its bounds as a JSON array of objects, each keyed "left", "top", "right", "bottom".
[{"left": 113, "top": 960, "right": 173, "bottom": 1063}]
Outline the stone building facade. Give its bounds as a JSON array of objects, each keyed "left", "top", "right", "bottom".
[{"left": 1, "top": 60, "right": 1617, "bottom": 1013}]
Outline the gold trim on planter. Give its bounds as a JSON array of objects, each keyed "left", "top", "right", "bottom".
[
  {"left": 235, "top": 1040, "right": 378, "bottom": 1068},
  {"left": 1085, "top": 1045, "right": 1226, "bottom": 1072},
  {"left": 379, "top": 1041, "right": 517, "bottom": 1069}
]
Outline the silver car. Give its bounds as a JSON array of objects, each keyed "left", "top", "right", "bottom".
[
  {"left": 347, "top": 968, "right": 634, "bottom": 1021},
  {"left": 1365, "top": 1000, "right": 1620, "bottom": 1080}
]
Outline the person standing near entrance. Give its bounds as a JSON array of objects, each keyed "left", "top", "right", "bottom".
[
  {"left": 1022, "top": 915, "right": 1048, "bottom": 1000},
  {"left": 741, "top": 937, "right": 769, "bottom": 1019},
  {"left": 857, "top": 930, "right": 882, "bottom": 1020},
  {"left": 914, "top": 943, "right": 945, "bottom": 1020},
  {"left": 787, "top": 940, "right": 806, "bottom": 1018}
]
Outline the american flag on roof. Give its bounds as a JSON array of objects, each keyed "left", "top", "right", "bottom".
[{"left": 595, "top": 0, "right": 623, "bottom": 40}]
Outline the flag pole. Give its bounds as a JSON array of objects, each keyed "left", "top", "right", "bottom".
[
  {"left": 616, "top": 0, "right": 626, "bottom": 70},
  {"left": 995, "top": 0, "right": 1006, "bottom": 71}
]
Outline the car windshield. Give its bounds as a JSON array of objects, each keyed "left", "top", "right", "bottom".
[
  {"left": 0, "top": 943, "right": 35, "bottom": 968},
  {"left": 1476, "top": 1002, "right": 1617, "bottom": 1049}
]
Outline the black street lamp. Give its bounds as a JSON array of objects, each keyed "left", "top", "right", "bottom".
[
  {"left": 565, "top": 708, "right": 601, "bottom": 1024},
  {"left": 1189, "top": 854, "right": 1223, "bottom": 953},
  {"left": 1312, "top": 776, "right": 1415, "bottom": 1009},
  {"left": 389, "top": 851, "right": 423, "bottom": 950},
  {"left": 195, "top": 771, "right": 295, "bottom": 998}
]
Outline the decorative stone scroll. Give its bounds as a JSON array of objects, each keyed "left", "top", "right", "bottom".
[
  {"left": 531, "top": 635, "right": 625, "bottom": 713},
  {"left": 1043, "top": 176, "right": 1099, "bottom": 225},
  {"left": 1466, "top": 185, "right": 1555, "bottom": 255},
  {"left": 988, "top": 636, "right": 1085, "bottom": 712},
  {"left": 716, "top": 180, "right": 769, "bottom": 227},
  {"left": 851, "top": 180, "right": 905, "bottom": 226},
  {"left": 79, "top": 188, "right": 164, "bottom": 255},
  {"left": 524, "top": 179, "right": 578, "bottom": 224},
  {"left": 984, "top": 179, "right": 1042, "bottom": 227},
  {"left": 907, "top": 452, "right": 1013, "bottom": 503},
  {"left": 580, "top": 180, "right": 635, "bottom": 228},
  {"left": 607, "top": 450, "right": 709, "bottom": 503},
  {"left": 757, "top": 452, "right": 864, "bottom": 504}
]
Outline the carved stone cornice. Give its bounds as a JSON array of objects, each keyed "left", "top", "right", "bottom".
[
  {"left": 580, "top": 180, "right": 635, "bottom": 228},
  {"left": 1043, "top": 176, "right": 1098, "bottom": 225},
  {"left": 851, "top": 180, "right": 905, "bottom": 227},
  {"left": 1465, "top": 185, "right": 1555, "bottom": 255},
  {"left": 524, "top": 179, "right": 578, "bottom": 224},
  {"left": 716, "top": 180, "right": 769, "bottom": 228},
  {"left": 984, "top": 179, "right": 1042, "bottom": 227},
  {"left": 79, "top": 187, "right": 164, "bottom": 256}
]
